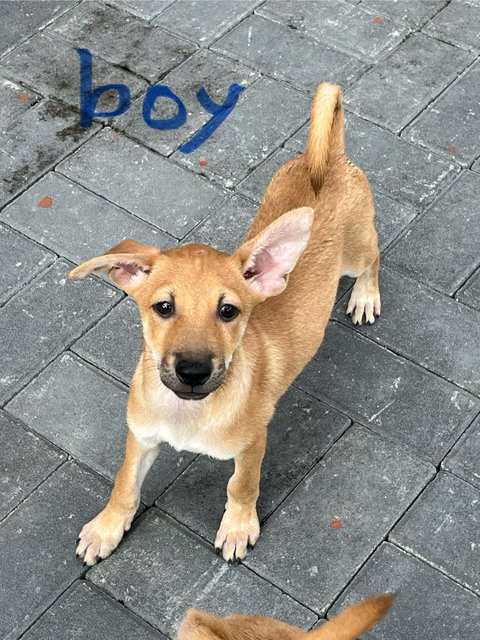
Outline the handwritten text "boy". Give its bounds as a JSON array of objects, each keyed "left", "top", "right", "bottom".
[{"left": 78, "top": 48, "right": 244, "bottom": 153}]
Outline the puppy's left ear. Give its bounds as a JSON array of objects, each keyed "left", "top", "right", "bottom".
[
  {"left": 69, "top": 238, "right": 161, "bottom": 295},
  {"left": 235, "top": 207, "right": 314, "bottom": 298}
]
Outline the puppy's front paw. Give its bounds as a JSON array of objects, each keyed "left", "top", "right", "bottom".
[
  {"left": 75, "top": 507, "right": 134, "bottom": 566},
  {"left": 214, "top": 504, "right": 260, "bottom": 564},
  {"left": 346, "top": 290, "right": 381, "bottom": 325}
]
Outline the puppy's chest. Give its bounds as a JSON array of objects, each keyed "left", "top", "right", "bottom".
[{"left": 130, "top": 408, "right": 240, "bottom": 460}]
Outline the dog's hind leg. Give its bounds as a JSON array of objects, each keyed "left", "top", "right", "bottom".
[{"left": 345, "top": 249, "right": 381, "bottom": 325}]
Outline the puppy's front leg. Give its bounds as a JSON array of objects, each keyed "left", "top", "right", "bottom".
[
  {"left": 76, "top": 430, "right": 159, "bottom": 566},
  {"left": 215, "top": 431, "right": 267, "bottom": 563}
]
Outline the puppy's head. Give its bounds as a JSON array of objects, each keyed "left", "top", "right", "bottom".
[
  {"left": 176, "top": 594, "right": 395, "bottom": 640},
  {"left": 69, "top": 207, "right": 313, "bottom": 401}
]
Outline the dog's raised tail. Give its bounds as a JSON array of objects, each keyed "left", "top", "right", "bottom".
[
  {"left": 306, "top": 82, "right": 344, "bottom": 195},
  {"left": 310, "top": 594, "right": 395, "bottom": 640}
]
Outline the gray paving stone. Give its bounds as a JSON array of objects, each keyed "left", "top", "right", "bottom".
[
  {"left": 46, "top": 1, "right": 196, "bottom": 83},
  {"left": 7, "top": 353, "right": 196, "bottom": 506},
  {"left": 391, "top": 472, "right": 480, "bottom": 594},
  {"left": 0, "top": 0, "right": 74, "bottom": 55},
  {"left": 153, "top": 0, "right": 260, "bottom": 47},
  {"left": 0, "top": 224, "right": 55, "bottom": 305},
  {"left": 345, "top": 34, "right": 473, "bottom": 134},
  {"left": 334, "top": 268, "right": 480, "bottom": 395},
  {"left": 108, "top": 0, "right": 176, "bottom": 21},
  {"left": 157, "top": 387, "right": 350, "bottom": 541},
  {"left": 0, "top": 461, "right": 112, "bottom": 640},
  {"left": 0, "top": 410, "right": 65, "bottom": 519},
  {"left": 423, "top": 0, "right": 480, "bottom": 52},
  {"left": 331, "top": 542, "right": 480, "bottom": 640},
  {"left": 58, "top": 128, "right": 227, "bottom": 238},
  {"left": 119, "top": 49, "right": 259, "bottom": 156},
  {"left": 72, "top": 297, "right": 142, "bottom": 384},
  {"left": 212, "top": 14, "right": 365, "bottom": 95},
  {"left": 458, "top": 268, "right": 480, "bottom": 311},
  {"left": 257, "top": 0, "right": 408, "bottom": 62},
  {"left": 372, "top": 192, "right": 417, "bottom": 251},
  {"left": 405, "top": 61, "right": 480, "bottom": 166},
  {"left": 0, "top": 172, "right": 174, "bottom": 265},
  {"left": 343, "top": 112, "right": 459, "bottom": 208},
  {"left": 360, "top": 0, "right": 448, "bottom": 28},
  {"left": 183, "top": 194, "right": 257, "bottom": 252},
  {"left": 443, "top": 415, "right": 480, "bottom": 490},
  {"left": 0, "top": 77, "right": 38, "bottom": 131},
  {"left": 23, "top": 580, "right": 166, "bottom": 640},
  {"left": 0, "top": 260, "right": 119, "bottom": 405},
  {"left": 236, "top": 147, "right": 300, "bottom": 203},
  {"left": 89, "top": 509, "right": 317, "bottom": 635},
  {"left": 472, "top": 156, "right": 480, "bottom": 173},
  {"left": 385, "top": 171, "right": 480, "bottom": 295},
  {"left": 173, "top": 77, "right": 310, "bottom": 187},
  {"left": 0, "top": 100, "right": 99, "bottom": 206},
  {"left": 0, "top": 33, "right": 147, "bottom": 112},
  {"left": 245, "top": 425, "right": 434, "bottom": 613},
  {"left": 296, "top": 322, "right": 478, "bottom": 463}
]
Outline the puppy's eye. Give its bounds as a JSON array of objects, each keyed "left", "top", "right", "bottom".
[
  {"left": 218, "top": 303, "right": 239, "bottom": 322},
  {"left": 153, "top": 301, "right": 174, "bottom": 317}
]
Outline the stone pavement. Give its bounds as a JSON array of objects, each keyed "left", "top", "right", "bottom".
[{"left": 0, "top": 0, "right": 479, "bottom": 638}]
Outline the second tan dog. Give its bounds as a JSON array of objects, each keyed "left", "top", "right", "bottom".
[
  {"left": 71, "top": 82, "right": 380, "bottom": 565},
  {"left": 177, "top": 594, "right": 395, "bottom": 640}
]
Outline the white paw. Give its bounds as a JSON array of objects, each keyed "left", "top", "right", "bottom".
[
  {"left": 214, "top": 505, "right": 260, "bottom": 564},
  {"left": 346, "top": 291, "right": 381, "bottom": 325},
  {"left": 76, "top": 508, "right": 133, "bottom": 566}
]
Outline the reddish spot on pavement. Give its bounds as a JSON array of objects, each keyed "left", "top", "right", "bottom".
[
  {"left": 112, "top": 131, "right": 121, "bottom": 141},
  {"left": 329, "top": 518, "right": 343, "bottom": 530},
  {"left": 38, "top": 196, "right": 53, "bottom": 208},
  {"left": 18, "top": 92, "right": 30, "bottom": 102},
  {"left": 447, "top": 146, "right": 458, "bottom": 154},
  {"left": 374, "top": 16, "right": 383, "bottom": 24},
  {"left": 199, "top": 160, "right": 208, "bottom": 167}
]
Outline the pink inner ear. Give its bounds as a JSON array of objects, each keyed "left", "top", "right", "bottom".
[
  {"left": 109, "top": 261, "right": 150, "bottom": 286},
  {"left": 244, "top": 223, "right": 309, "bottom": 294}
]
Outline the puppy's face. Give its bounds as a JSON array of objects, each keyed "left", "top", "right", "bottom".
[
  {"left": 69, "top": 207, "right": 314, "bottom": 400},
  {"left": 134, "top": 244, "right": 259, "bottom": 399}
]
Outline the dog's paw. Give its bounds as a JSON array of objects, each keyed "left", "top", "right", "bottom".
[
  {"left": 75, "top": 507, "right": 134, "bottom": 566},
  {"left": 346, "top": 290, "right": 381, "bottom": 325},
  {"left": 214, "top": 504, "right": 260, "bottom": 563}
]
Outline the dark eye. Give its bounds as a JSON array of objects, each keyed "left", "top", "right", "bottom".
[
  {"left": 153, "top": 300, "right": 174, "bottom": 317},
  {"left": 218, "top": 303, "right": 239, "bottom": 321}
]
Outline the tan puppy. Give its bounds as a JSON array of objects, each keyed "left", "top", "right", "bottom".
[
  {"left": 177, "top": 594, "right": 395, "bottom": 640},
  {"left": 71, "top": 82, "right": 380, "bottom": 565}
]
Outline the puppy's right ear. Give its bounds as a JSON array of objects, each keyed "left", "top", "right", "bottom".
[
  {"left": 176, "top": 609, "right": 227, "bottom": 640},
  {"left": 69, "top": 239, "right": 161, "bottom": 295},
  {"left": 310, "top": 594, "right": 395, "bottom": 640}
]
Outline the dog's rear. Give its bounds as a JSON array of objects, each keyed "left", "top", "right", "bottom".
[{"left": 177, "top": 594, "right": 395, "bottom": 640}]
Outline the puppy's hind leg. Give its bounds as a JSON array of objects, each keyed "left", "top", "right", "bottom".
[{"left": 346, "top": 251, "right": 381, "bottom": 325}]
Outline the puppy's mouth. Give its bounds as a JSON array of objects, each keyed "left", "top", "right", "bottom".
[{"left": 173, "top": 390, "right": 210, "bottom": 401}]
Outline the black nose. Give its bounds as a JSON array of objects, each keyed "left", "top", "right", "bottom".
[{"left": 175, "top": 358, "right": 213, "bottom": 387}]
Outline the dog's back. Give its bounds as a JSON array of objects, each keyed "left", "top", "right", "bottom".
[
  {"left": 246, "top": 83, "right": 378, "bottom": 384},
  {"left": 177, "top": 594, "right": 395, "bottom": 640}
]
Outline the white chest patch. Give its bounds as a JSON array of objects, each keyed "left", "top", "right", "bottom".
[{"left": 129, "top": 388, "right": 242, "bottom": 460}]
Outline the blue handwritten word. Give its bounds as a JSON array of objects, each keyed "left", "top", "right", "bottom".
[{"left": 77, "top": 48, "right": 244, "bottom": 154}]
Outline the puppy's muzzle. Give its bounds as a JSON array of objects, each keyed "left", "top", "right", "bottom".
[
  {"left": 160, "top": 354, "right": 226, "bottom": 400},
  {"left": 176, "top": 358, "right": 212, "bottom": 387}
]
